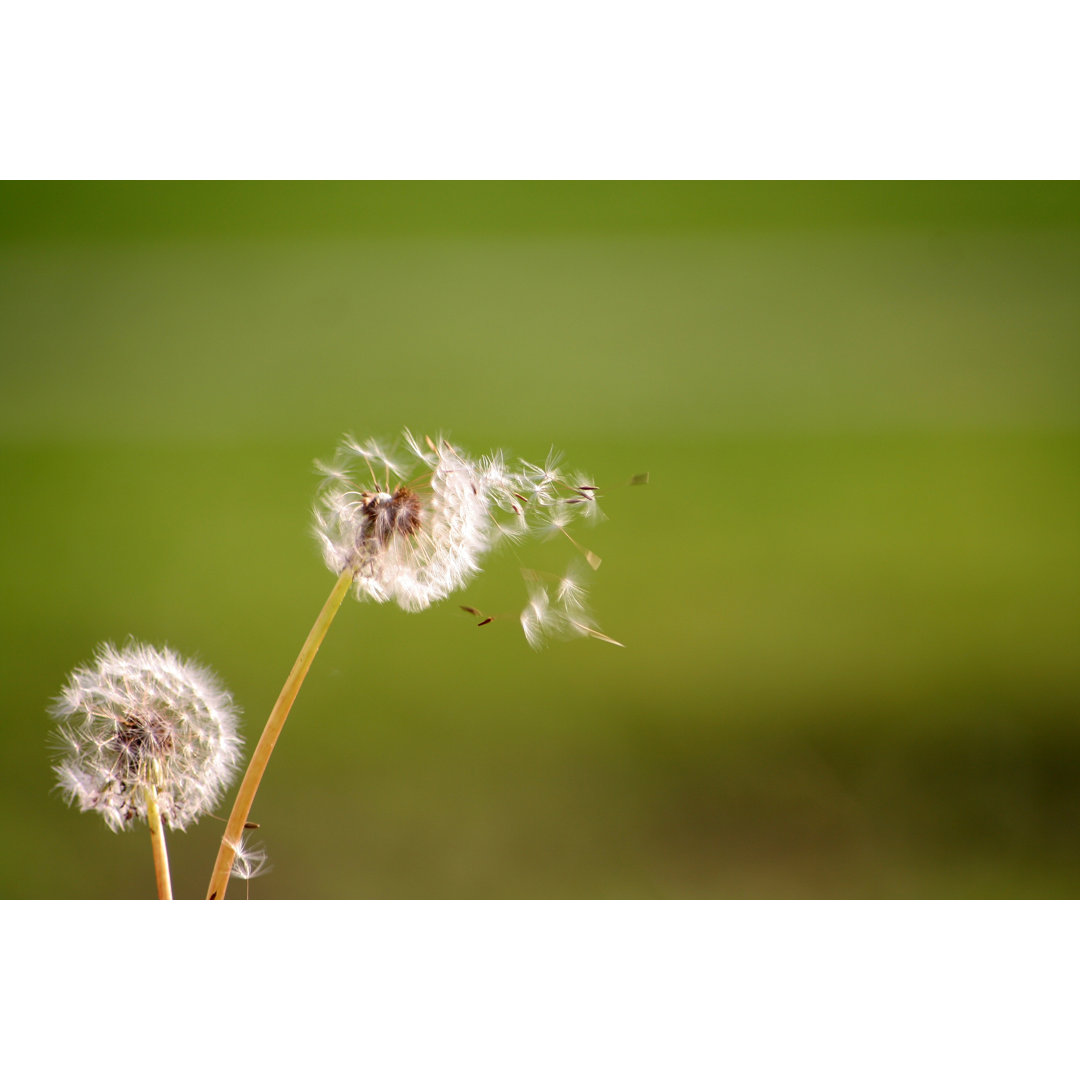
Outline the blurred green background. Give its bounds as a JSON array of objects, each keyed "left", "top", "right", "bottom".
[{"left": 3, "top": 182, "right": 1079, "bottom": 898}]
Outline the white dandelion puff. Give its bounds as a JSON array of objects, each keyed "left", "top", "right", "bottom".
[
  {"left": 49, "top": 642, "right": 243, "bottom": 832},
  {"left": 315, "top": 434, "right": 487, "bottom": 611},
  {"left": 314, "top": 429, "right": 619, "bottom": 642}
]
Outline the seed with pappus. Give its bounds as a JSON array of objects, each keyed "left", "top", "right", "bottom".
[
  {"left": 228, "top": 834, "right": 271, "bottom": 882},
  {"left": 520, "top": 564, "right": 624, "bottom": 648},
  {"left": 50, "top": 643, "right": 243, "bottom": 832}
]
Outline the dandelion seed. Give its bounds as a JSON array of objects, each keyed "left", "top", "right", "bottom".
[
  {"left": 555, "top": 567, "right": 588, "bottom": 611},
  {"left": 520, "top": 580, "right": 552, "bottom": 649},
  {"left": 519, "top": 563, "right": 623, "bottom": 648},
  {"left": 227, "top": 834, "right": 270, "bottom": 900},
  {"left": 520, "top": 450, "right": 564, "bottom": 504},
  {"left": 228, "top": 834, "right": 271, "bottom": 882},
  {"left": 49, "top": 642, "right": 243, "bottom": 833},
  {"left": 568, "top": 472, "right": 605, "bottom": 524}
]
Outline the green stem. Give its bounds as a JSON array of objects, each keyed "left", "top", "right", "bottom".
[
  {"left": 144, "top": 782, "right": 173, "bottom": 900},
  {"left": 206, "top": 568, "right": 354, "bottom": 900}
]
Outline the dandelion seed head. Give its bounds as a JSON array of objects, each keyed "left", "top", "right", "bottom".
[
  {"left": 315, "top": 432, "right": 496, "bottom": 611},
  {"left": 362, "top": 486, "right": 423, "bottom": 546},
  {"left": 315, "top": 429, "right": 618, "bottom": 643},
  {"left": 48, "top": 642, "right": 243, "bottom": 832}
]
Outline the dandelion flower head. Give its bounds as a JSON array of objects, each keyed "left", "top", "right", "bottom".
[{"left": 50, "top": 642, "right": 243, "bottom": 832}]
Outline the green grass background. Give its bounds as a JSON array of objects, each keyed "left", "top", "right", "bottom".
[{"left": 3, "top": 182, "right": 1078, "bottom": 898}]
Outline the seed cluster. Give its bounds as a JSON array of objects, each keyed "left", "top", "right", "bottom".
[
  {"left": 50, "top": 643, "right": 243, "bottom": 832},
  {"left": 361, "top": 486, "right": 422, "bottom": 545},
  {"left": 313, "top": 430, "right": 616, "bottom": 644}
]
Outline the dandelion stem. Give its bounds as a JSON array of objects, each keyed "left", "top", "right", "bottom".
[
  {"left": 144, "top": 783, "right": 172, "bottom": 900},
  {"left": 206, "top": 567, "right": 354, "bottom": 900}
]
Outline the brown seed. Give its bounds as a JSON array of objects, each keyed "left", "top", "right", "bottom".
[{"left": 363, "top": 486, "right": 422, "bottom": 544}]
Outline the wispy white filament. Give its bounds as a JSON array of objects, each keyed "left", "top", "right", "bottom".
[
  {"left": 520, "top": 564, "right": 620, "bottom": 648},
  {"left": 228, "top": 834, "right": 271, "bottom": 881},
  {"left": 50, "top": 643, "right": 243, "bottom": 832}
]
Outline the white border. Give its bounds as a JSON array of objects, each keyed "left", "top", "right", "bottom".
[
  {"left": 3, "top": 902, "right": 1076, "bottom": 1077},
  {"left": 2, "top": 3, "right": 1078, "bottom": 178}
]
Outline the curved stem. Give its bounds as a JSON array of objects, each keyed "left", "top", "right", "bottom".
[
  {"left": 207, "top": 568, "right": 354, "bottom": 900},
  {"left": 144, "top": 783, "right": 172, "bottom": 900}
]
